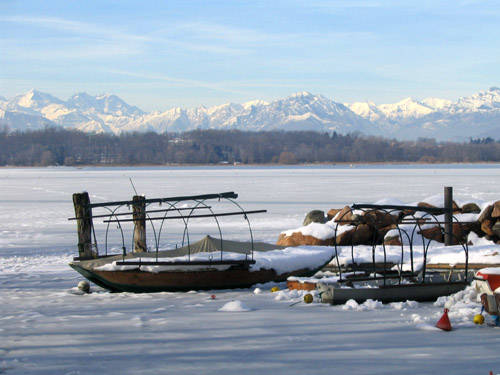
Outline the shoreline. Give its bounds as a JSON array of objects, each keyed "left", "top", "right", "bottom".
[{"left": 1, "top": 161, "right": 500, "bottom": 169}]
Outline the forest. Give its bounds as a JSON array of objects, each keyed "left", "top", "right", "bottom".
[{"left": 0, "top": 126, "right": 499, "bottom": 166}]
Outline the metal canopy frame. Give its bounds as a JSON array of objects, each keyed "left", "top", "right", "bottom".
[
  {"left": 70, "top": 191, "right": 266, "bottom": 263},
  {"left": 332, "top": 203, "right": 470, "bottom": 286}
]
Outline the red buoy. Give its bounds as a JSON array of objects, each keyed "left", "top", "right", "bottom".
[
  {"left": 210, "top": 294, "right": 216, "bottom": 300},
  {"left": 436, "top": 308, "right": 452, "bottom": 331}
]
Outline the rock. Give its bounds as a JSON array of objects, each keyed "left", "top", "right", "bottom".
[
  {"left": 481, "top": 219, "right": 494, "bottom": 237},
  {"left": 479, "top": 205, "right": 493, "bottom": 223},
  {"left": 492, "top": 201, "right": 500, "bottom": 218},
  {"left": 399, "top": 209, "right": 415, "bottom": 219},
  {"left": 334, "top": 206, "right": 355, "bottom": 225},
  {"left": 335, "top": 228, "right": 354, "bottom": 245},
  {"left": 362, "top": 210, "right": 398, "bottom": 228},
  {"left": 326, "top": 208, "right": 341, "bottom": 221},
  {"left": 378, "top": 224, "right": 397, "bottom": 240},
  {"left": 417, "top": 201, "right": 460, "bottom": 213},
  {"left": 417, "top": 202, "right": 436, "bottom": 210},
  {"left": 276, "top": 232, "right": 332, "bottom": 247},
  {"left": 451, "top": 222, "right": 467, "bottom": 245},
  {"left": 461, "top": 202, "right": 481, "bottom": 214},
  {"left": 384, "top": 235, "right": 402, "bottom": 246},
  {"left": 491, "top": 222, "right": 500, "bottom": 237},
  {"left": 77, "top": 280, "right": 90, "bottom": 293},
  {"left": 418, "top": 226, "right": 443, "bottom": 242},
  {"left": 303, "top": 210, "right": 326, "bottom": 226},
  {"left": 352, "top": 224, "right": 373, "bottom": 245}
]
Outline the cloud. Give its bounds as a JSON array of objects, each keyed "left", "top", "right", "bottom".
[{"left": 1, "top": 15, "right": 150, "bottom": 42}]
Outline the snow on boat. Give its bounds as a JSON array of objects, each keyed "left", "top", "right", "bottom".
[{"left": 68, "top": 191, "right": 335, "bottom": 292}]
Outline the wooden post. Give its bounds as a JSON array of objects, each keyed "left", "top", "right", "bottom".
[
  {"left": 73, "top": 192, "right": 96, "bottom": 259},
  {"left": 444, "top": 186, "right": 453, "bottom": 246},
  {"left": 132, "top": 195, "right": 147, "bottom": 253}
]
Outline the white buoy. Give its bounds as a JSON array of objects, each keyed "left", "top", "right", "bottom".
[{"left": 77, "top": 280, "right": 90, "bottom": 293}]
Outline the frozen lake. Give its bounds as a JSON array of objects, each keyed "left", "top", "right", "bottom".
[
  {"left": 2, "top": 164, "right": 500, "bottom": 256},
  {"left": 1, "top": 165, "right": 500, "bottom": 374}
]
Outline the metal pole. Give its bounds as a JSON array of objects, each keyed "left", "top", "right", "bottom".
[{"left": 444, "top": 186, "right": 453, "bottom": 246}]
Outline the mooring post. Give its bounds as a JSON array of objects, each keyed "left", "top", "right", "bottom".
[
  {"left": 73, "top": 192, "right": 96, "bottom": 259},
  {"left": 444, "top": 186, "right": 453, "bottom": 246},
  {"left": 132, "top": 195, "right": 147, "bottom": 253}
]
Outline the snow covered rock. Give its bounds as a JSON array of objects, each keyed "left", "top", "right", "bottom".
[{"left": 277, "top": 231, "right": 333, "bottom": 246}]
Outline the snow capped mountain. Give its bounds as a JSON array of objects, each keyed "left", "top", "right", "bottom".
[
  {"left": 11, "top": 89, "right": 64, "bottom": 111},
  {"left": 345, "top": 101, "right": 385, "bottom": 122},
  {"left": 378, "top": 97, "right": 434, "bottom": 120},
  {"left": 421, "top": 97, "right": 452, "bottom": 110},
  {"left": 0, "top": 87, "right": 499, "bottom": 140},
  {"left": 68, "top": 92, "right": 144, "bottom": 116},
  {"left": 452, "top": 87, "right": 500, "bottom": 113}
]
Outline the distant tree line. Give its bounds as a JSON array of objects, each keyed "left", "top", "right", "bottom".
[{"left": 0, "top": 126, "right": 500, "bottom": 166}]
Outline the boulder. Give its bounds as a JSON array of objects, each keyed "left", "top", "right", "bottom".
[
  {"left": 303, "top": 210, "right": 326, "bottom": 226},
  {"left": 378, "top": 224, "right": 397, "bottom": 239},
  {"left": 326, "top": 208, "right": 341, "bottom": 221},
  {"left": 276, "top": 232, "right": 332, "bottom": 247},
  {"left": 492, "top": 201, "right": 500, "bottom": 218},
  {"left": 334, "top": 206, "right": 355, "bottom": 225},
  {"left": 362, "top": 210, "right": 398, "bottom": 228},
  {"left": 492, "top": 222, "right": 500, "bottom": 237},
  {"left": 352, "top": 224, "right": 373, "bottom": 245},
  {"left": 451, "top": 222, "right": 467, "bottom": 245},
  {"left": 479, "top": 205, "right": 493, "bottom": 223},
  {"left": 384, "top": 235, "right": 402, "bottom": 246},
  {"left": 461, "top": 202, "right": 481, "bottom": 214},
  {"left": 481, "top": 219, "right": 494, "bottom": 237},
  {"left": 418, "top": 226, "right": 443, "bottom": 242},
  {"left": 417, "top": 200, "right": 460, "bottom": 213},
  {"left": 417, "top": 202, "right": 436, "bottom": 210},
  {"left": 335, "top": 228, "right": 354, "bottom": 245}
]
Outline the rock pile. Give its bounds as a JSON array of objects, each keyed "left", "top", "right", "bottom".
[{"left": 277, "top": 200, "right": 499, "bottom": 247}]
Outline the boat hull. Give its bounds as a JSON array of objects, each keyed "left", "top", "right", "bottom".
[
  {"left": 70, "top": 263, "right": 327, "bottom": 293},
  {"left": 317, "top": 281, "right": 468, "bottom": 304}
]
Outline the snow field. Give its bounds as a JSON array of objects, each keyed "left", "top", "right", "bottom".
[{"left": 2, "top": 166, "right": 500, "bottom": 374}]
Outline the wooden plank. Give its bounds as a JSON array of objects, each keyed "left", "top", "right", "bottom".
[
  {"left": 427, "top": 263, "right": 500, "bottom": 270},
  {"left": 115, "top": 260, "right": 256, "bottom": 266}
]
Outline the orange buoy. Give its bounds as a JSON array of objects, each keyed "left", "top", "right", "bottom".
[{"left": 435, "top": 308, "right": 452, "bottom": 331}]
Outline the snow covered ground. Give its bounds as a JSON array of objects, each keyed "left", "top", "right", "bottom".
[{"left": 2, "top": 165, "right": 500, "bottom": 374}]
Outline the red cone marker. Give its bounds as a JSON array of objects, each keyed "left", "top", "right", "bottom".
[{"left": 436, "top": 308, "right": 452, "bottom": 331}]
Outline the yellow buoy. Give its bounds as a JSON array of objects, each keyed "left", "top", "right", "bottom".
[
  {"left": 473, "top": 314, "right": 485, "bottom": 325},
  {"left": 270, "top": 286, "right": 280, "bottom": 293},
  {"left": 303, "top": 293, "right": 313, "bottom": 304}
]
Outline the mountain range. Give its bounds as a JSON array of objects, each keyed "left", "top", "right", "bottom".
[{"left": 1, "top": 87, "right": 499, "bottom": 141}]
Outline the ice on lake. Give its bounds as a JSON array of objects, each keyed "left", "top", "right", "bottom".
[{"left": 1, "top": 165, "right": 500, "bottom": 374}]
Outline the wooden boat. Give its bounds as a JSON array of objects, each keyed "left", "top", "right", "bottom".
[
  {"left": 70, "top": 236, "right": 335, "bottom": 292},
  {"left": 69, "top": 191, "right": 335, "bottom": 292}
]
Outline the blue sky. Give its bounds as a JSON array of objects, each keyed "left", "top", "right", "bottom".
[{"left": 1, "top": 0, "right": 499, "bottom": 111}]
